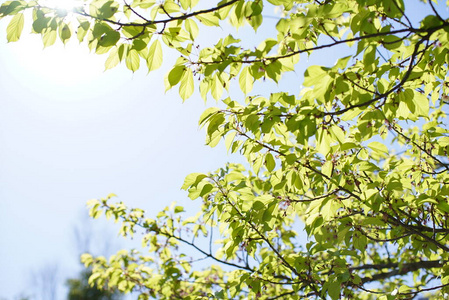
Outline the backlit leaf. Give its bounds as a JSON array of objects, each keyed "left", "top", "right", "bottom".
[
  {"left": 168, "top": 65, "right": 186, "bottom": 87},
  {"left": 146, "top": 39, "right": 163, "bottom": 72},
  {"left": 6, "top": 12, "right": 24, "bottom": 42},
  {"left": 239, "top": 66, "right": 253, "bottom": 94},
  {"left": 179, "top": 68, "right": 194, "bottom": 100},
  {"left": 126, "top": 48, "right": 140, "bottom": 72}
]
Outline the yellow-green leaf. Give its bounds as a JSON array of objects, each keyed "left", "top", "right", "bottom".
[
  {"left": 179, "top": 68, "right": 194, "bottom": 100},
  {"left": 211, "top": 73, "right": 223, "bottom": 100},
  {"left": 105, "top": 47, "right": 120, "bottom": 70},
  {"left": 6, "top": 12, "right": 24, "bottom": 42},
  {"left": 146, "top": 39, "right": 163, "bottom": 72},
  {"left": 265, "top": 152, "right": 275, "bottom": 172},
  {"left": 42, "top": 29, "right": 57, "bottom": 48},
  {"left": 239, "top": 66, "right": 253, "bottom": 94},
  {"left": 368, "top": 141, "right": 388, "bottom": 155},
  {"left": 224, "top": 130, "right": 237, "bottom": 152},
  {"left": 126, "top": 48, "right": 140, "bottom": 72},
  {"left": 184, "top": 18, "right": 199, "bottom": 40},
  {"left": 168, "top": 65, "right": 186, "bottom": 87},
  {"left": 413, "top": 91, "right": 430, "bottom": 117},
  {"left": 195, "top": 13, "right": 220, "bottom": 26},
  {"left": 59, "top": 23, "right": 71, "bottom": 44}
]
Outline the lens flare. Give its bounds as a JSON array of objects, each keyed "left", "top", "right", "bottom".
[{"left": 40, "top": 0, "right": 85, "bottom": 11}]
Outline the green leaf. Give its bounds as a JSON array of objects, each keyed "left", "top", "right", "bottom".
[
  {"left": 105, "top": 47, "right": 120, "bottom": 70},
  {"left": 206, "top": 112, "right": 225, "bottom": 135},
  {"left": 239, "top": 66, "right": 253, "bottom": 94},
  {"left": 199, "top": 107, "right": 220, "bottom": 126},
  {"left": 179, "top": 0, "right": 191, "bottom": 10},
  {"left": 77, "top": 21, "right": 90, "bottom": 43},
  {"left": 58, "top": 23, "right": 71, "bottom": 44},
  {"left": 266, "top": 0, "right": 291, "bottom": 6},
  {"left": 168, "top": 65, "right": 186, "bottom": 87},
  {"left": 262, "top": 202, "right": 276, "bottom": 222},
  {"left": 42, "top": 29, "right": 57, "bottom": 48},
  {"left": 303, "top": 65, "right": 329, "bottom": 87},
  {"left": 98, "top": 30, "right": 120, "bottom": 48},
  {"left": 174, "top": 206, "right": 184, "bottom": 213},
  {"left": 437, "top": 201, "right": 449, "bottom": 214},
  {"left": 206, "top": 130, "right": 222, "bottom": 148},
  {"left": 333, "top": 55, "right": 351, "bottom": 70},
  {"left": 126, "top": 49, "right": 140, "bottom": 72},
  {"left": 327, "top": 281, "right": 340, "bottom": 300},
  {"left": 225, "top": 131, "right": 237, "bottom": 152},
  {"left": 316, "top": 128, "right": 332, "bottom": 155},
  {"left": 368, "top": 142, "right": 388, "bottom": 156},
  {"left": 181, "top": 173, "right": 207, "bottom": 190},
  {"left": 184, "top": 18, "right": 199, "bottom": 40},
  {"left": 6, "top": 12, "right": 24, "bottom": 42},
  {"left": 132, "top": 0, "right": 156, "bottom": 9},
  {"left": 439, "top": 137, "right": 449, "bottom": 147},
  {"left": 265, "top": 60, "right": 282, "bottom": 82},
  {"left": 179, "top": 68, "right": 194, "bottom": 100},
  {"left": 265, "top": 152, "right": 275, "bottom": 172},
  {"left": 412, "top": 91, "right": 429, "bottom": 117},
  {"left": 0, "top": 1, "right": 24, "bottom": 17},
  {"left": 122, "top": 25, "right": 144, "bottom": 39},
  {"left": 195, "top": 13, "right": 220, "bottom": 26},
  {"left": 398, "top": 285, "right": 411, "bottom": 294},
  {"left": 32, "top": 13, "right": 48, "bottom": 33},
  {"left": 210, "top": 73, "right": 223, "bottom": 100},
  {"left": 252, "top": 201, "right": 265, "bottom": 210},
  {"left": 90, "top": 0, "right": 119, "bottom": 19},
  {"left": 146, "top": 39, "right": 163, "bottom": 72}
]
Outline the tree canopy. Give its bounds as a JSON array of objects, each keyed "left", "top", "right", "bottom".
[
  {"left": 66, "top": 268, "right": 123, "bottom": 300},
  {"left": 2, "top": 0, "right": 449, "bottom": 299}
]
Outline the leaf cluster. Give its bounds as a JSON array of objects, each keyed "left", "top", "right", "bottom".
[{"left": 3, "top": 0, "right": 449, "bottom": 299}]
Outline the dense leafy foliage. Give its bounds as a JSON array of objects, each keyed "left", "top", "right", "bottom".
[
  {"left": 2, "top": 0, "right": 449, "bottom": 298},
  {"left": 66, "top": 268, "right": 123, "bottom": 300}
]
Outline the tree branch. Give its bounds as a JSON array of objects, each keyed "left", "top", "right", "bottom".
[
  {"left": 76, "top": 0, "right": 240, "bottom": 27},
  {"left": 196, "top": 23, "right": 448, "bottom": 66},
  {"left": 360, "top": 259, "right": 445, "bottom": 284}
]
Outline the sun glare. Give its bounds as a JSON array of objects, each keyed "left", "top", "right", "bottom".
[{"left": 40, "top": 0, "right": 85, "bottom": 10}]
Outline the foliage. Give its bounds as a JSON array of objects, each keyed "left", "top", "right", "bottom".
[
  {"left": 66, "top": 268, "right": 123, "bottom": 300},
  {"left": 2, "top": 0, "right": 449, "bottom": 298}
]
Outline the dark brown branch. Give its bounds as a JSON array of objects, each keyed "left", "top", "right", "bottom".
[
  {"left": 279, "top": 190, "right": 341, "bottom": 203},
  {"left": 212, "top": 178, "right": 303, "bottom": 279},
  {"left": 391, "top": 0, "right": 412, "bottom": 27},
  {"left": 357, "top": 227, "right": 412, "bottom": 242},
  {"left": 161, "top": 230, "right": 255, "bottom": 271},
  {"left": 400, "top": 283, "right": 449, "bottom": 296},
  {"left": 102, "top": 202, "right": 258, "bottom": 273},
  {"left": 267, "top": 291, "right": 296, "bottom": 299},
  {"left": 383, "top": 211, "right": 449, "bottom": 252},
  {"left": 160, "top": 4, "right": 173, "bottom": 19},
  {"left": 342, "top": 73, "right": 378, "bottom": 95},
  {"left": 428, "top": 0, "right": 446, "bottom": 23},
  {"left": 322, "top": 34, "right": 426, "bottom": 116},
  {"left": 76, "top": 0, "right": 240, "bottom": 27},
  {"left": 233, "top": 125, "right": 449, "bottom": 251},
  {"left": 360, "top": 259, "right": 445, "bottom": 284},
  {"left": 390, "top": 123, "right": 449, "bottom": 173},
  {"left": 352, "top": 259, "right": 444, "bottom": 271},
  {"left": 124, "top": 0, "right": 150, "bottom": 23},
  {"left": 235, "top": 129, "right": 363, "bottom": 203},
  {"left": 197, "top": 23, "right": 448, "bottom": 66}
]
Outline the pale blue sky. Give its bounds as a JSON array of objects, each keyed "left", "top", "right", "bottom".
[
  {"left": 0, "top": 21, "right": 238, "bottom": 299},
  {"left": 0, "top": 1, "right": 443, "bottom": 299},
  {"left": 0, "top": 7, "right": 292, "bottom": 298}
]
